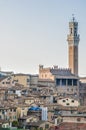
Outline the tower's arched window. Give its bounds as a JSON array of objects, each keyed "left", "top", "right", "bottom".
[
  {"left": 70, "top": 28, "right": 72, "bottom": 34},
  {"left": 74, "top": 27, "right": 77, "bottom": 36}
]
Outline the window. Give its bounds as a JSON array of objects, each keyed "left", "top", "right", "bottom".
[
  {"left": 6, "top": 124, "right": 9, "bottom": 128},
  {"left": 62, "top": 79, "right": 66, "bottom": 86},
  {"left": 3, "top": 125, "right": 5, "bottom": 128},
  {"left": 77, "top": 118, "right": 81, "bottom": 121},
  {"left": 10, "top": 109, "right": 12, "bottom": 112},
  {"left": 14, "top": 109, "right": 16, "bottom": 112},
  {"left": 5, "top": 116, "right": 7, "bottom": 120},
  {"left": 40, "top": 127, "right": 43, "bottom": 130},
  {"left": 70, "top": 28, "right": 72, "bottom": 34},
  {"left": 45, "top": 124, "right": 49, "bottom": 129},
  {"left": 56, "top": 79, "right": 60, "bottom": 86},
  {"left": 63, "top": 93, "right": 65, "bottom": 96},
  {"left": 84, "top": 117, "right": 86, "bottom": 121},
  {"left": 71, "top": 89, "right": 73, "bottom": 91},
  {"left": 74, "top": 31, "right": 77, "bottom": 36},
  {"left": 0, "top": 115, "right": 2, "bottom": 119},
  {"left": 14, "top": 80, "right": 18, "bottom": 82},
  {"left": 67, "top": 88, "right": 69, "bottom": 91},
  {"left": 8, "top": 77, "right": 11, "bottom": 80},
  {"left": 10, "top": 116, "right": 12, "bottom": 119},
  {"left": 63, "top": 100, "right": 65, "bottom": 102},
  {"left": 74, "top": 93, "right": 77, "bottom": 96},
  {"left": 71, "top": 100, "right": 74, "bottom": 103},
  {"left": 27, "top": 79, "right": 30, "bottom": 82},
  {"left": 73, "top": 79, "right": 77, "bottom": 86},
  {"left": 74, "top": 28, "right": 77, "bottom": 36},
  {"left": 6, "top": 82, "right": 10, "bottom": 84},
  {"left": 44, "top": 96, "right": 46, "bottom": 99},
  {"left": 14, "top": 116, "right": 16, "bottom": 119},
  {"left": 2, "top": 111, "right": 4, "bottom": 114},
  {"left": 68, "top": 79, "right": 72, "bottom": 86},
  {"left": 66, "top": 103, "right": 69, "bottom": 105}
]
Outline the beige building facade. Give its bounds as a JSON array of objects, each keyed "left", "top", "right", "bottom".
[
  {"left": 12, "top": 74, "right": 30, "bottom": 87},
  {"left": 39, "top": 65, "right": 54, "bottom": 80}
]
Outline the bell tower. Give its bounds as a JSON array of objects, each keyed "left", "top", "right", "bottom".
[{"left": 67, "top": 16, "right": 80, "bottom": 76}]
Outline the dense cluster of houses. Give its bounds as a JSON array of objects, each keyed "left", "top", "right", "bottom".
[{"left": 0, "top": 65, "right": 86, "bottom": 130}]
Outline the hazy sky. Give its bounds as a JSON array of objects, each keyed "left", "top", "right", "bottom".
[{"left": 0, "top": 0, "right": 86, "bottom": 76}]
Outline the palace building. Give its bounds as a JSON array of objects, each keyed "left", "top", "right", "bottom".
[{"left": 38, "top": 17, "right": 80, "bottom": 97}]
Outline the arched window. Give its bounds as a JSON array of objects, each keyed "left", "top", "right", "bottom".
[{"left": 70, "top": 28, "right": 72, "bottom": 34}]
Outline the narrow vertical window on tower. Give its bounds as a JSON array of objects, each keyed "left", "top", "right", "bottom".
[
  {"left": 70, "top": 28, "right": 72, "bottom": 34},
  {"left": 74, "top": 27, "right": 77, "bottom": 36}
]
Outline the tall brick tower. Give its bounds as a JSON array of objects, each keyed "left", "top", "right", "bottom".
[{"left": 67, "top": 16, "right": 80, "bottom": 76}]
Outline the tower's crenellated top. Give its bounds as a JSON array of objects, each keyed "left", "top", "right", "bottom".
[{"left": 67, "top": 16, "right": 80, "bottom": 46}]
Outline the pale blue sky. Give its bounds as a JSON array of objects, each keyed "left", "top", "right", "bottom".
[{"left": 0, "top": 0, "right": 86, "bottom": 76}]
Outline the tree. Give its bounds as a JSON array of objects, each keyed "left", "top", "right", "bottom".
[{"left": 12, "top": 120, "right": 19, "bottom": 127}]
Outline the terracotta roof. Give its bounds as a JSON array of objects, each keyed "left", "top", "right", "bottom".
[
  {"left": 0, "top": 77, "right": 8, "bottom": 82},
  {"left": 59, "top": 122, "right": 86, "bottom": 130},
  {"left": 27, "top": 121, "right": 52, "bottom": 127}
]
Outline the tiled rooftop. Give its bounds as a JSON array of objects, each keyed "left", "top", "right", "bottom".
[{"left": 50, "top": 68, "right": 77, "bottom": 77}]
